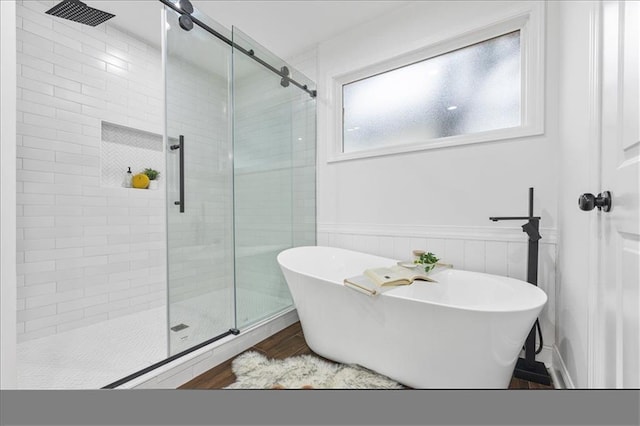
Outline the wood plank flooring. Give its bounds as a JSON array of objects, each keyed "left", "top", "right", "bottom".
[{"left": 179, "top": 321, "right": 554, "bottom": 390}]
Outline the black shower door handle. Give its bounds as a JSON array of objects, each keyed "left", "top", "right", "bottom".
[{"left": 170, "top": 136, "right": 185, "bottom": 213}]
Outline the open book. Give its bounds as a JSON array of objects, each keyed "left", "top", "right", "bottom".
[
  {"left": 364, "top": 265, "right": 436, "bottom": 286},
  {"left": 343, "top": 265, "right": 437, "bottom": 296}
]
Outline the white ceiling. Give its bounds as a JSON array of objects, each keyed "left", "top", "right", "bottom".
[{"left": 86, "top": 1, "right": 409, "bottom": 60}]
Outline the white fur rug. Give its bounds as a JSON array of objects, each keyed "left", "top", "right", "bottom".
[{"left": 224, "top": 351, "right": 404, "bottom": 389}]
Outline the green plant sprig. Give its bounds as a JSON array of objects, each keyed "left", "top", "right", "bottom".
[
  {"left": 414, "top": 252, "right": 440, "bottom": 273},
  {"left": 414, "top": 252, "right": 439, "bottom": 265},
  {"left": 143, "top": 168, "right": 160, "bottom": 180}
]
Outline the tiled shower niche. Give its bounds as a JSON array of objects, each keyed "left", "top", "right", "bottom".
[{"left": 101, "top": 121, "right": 165, "bottom": 189}]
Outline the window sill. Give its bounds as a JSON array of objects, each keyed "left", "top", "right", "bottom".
[{"left": 327, "top": 124, "right": 543, "bottom": 163}]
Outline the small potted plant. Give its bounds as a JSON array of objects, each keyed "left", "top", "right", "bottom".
[
  {"left": 413, "top": 250, "right": 440, "bottom": 273},
  {"left": 144, "top": 168, "right": 160, "bottom": 190}
]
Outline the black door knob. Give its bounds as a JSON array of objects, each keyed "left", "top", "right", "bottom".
[{"left": 578, "top": 191, "right": 612, "bottom": 212}]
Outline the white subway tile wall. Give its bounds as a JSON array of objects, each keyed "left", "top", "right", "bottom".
[
  {"left": 233, "top": 57, "right": 317, "bottom": 325},
  {"left": 291, "top": 98, "right": 317, "bottom": 248},
  {"left": 16, "top": 0, "right": 165, "bottom": 343}
]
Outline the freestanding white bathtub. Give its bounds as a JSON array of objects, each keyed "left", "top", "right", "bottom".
[{"left": 277, "top": 246, "right": 547, "bottom": 389}]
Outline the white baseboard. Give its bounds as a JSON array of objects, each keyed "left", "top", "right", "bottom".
[
  {"left": 550, "top": 344, "right": 575, "bottom": 389},
  {"left": 515, "top": 346, "right": 569, "bottom": 389},
  {"left": 121, "top": 309, "right": 299, "bottom": 389}
]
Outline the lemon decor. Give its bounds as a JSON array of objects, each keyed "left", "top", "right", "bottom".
[{"left": 131, "top": 173, "right": 150, "bottom": 189}]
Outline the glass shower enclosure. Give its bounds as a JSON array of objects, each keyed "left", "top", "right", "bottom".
[
  {"left": 13, "top": 0, "right": 315, "bottom": 390},
  {"left": 164, "top": 4, "right": 316, "bottom": 357}
]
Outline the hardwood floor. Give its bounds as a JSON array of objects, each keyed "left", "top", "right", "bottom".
[{"left": 179, "top": 321, "right": 554, "bottom": 390}]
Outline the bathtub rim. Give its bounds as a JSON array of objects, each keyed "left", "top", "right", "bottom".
[{"left": 277, "top": 245, "right": 548, "bottom": 314}]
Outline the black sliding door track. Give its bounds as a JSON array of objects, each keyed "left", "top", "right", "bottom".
[
  {"left": 159, "top": 0, "right": 316, "bottom": 98},
  {"left": 101, "top": 329, "right": 238, "bottom": 389}
]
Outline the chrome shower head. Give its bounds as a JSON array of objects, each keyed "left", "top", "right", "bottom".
[{"left": 45, "top": 0, "right": 115, "bottom": 27}]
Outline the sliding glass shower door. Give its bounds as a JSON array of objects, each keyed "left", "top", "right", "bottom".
[
  {"left": 164, "top": 5, "right": 316, "bottom": 356},
  {"left": 232, "top": 28, "right": 317, "bottom": 329},
  {"left": 165, "top": 10, "right": 234, "bottom": 355}
]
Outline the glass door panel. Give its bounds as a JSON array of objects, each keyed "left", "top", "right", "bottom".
[
  {"left": 165, "top": 8, "right": 234, "bottom": 355},
  {"left": 232, "top": 27, "right": 316, "bottom": 329}
]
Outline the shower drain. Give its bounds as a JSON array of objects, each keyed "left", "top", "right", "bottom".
[{"left": 170, "top": 323, "right": 189, "bottom": 332}]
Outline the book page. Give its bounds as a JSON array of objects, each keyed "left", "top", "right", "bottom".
[{"left": 364, "top": 265, "right": 429, "bottom": 286}]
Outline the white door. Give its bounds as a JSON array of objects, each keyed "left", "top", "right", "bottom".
[{"left": 590, "top": 0, "right": 640, "bottom": 388}]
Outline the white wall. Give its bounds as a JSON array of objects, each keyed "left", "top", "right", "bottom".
[
  {"left": 314, "top": 1, "right": 559, "bottom": 360},
  {"left": 554, "top": 0, "right": 599, "bottom": 389},
  {"left": 286, "top": 48, "right": 318, "bottom": 84},
  {"left": 15, "top": 0, "right": 165, "bottom": 343},
  {"left": 1, "top": 0, "right": 18, "bottom": 389}
]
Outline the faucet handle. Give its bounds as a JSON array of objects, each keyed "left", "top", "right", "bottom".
[{"left": 522, "top": 222, "right": 541, "bottom": 242}]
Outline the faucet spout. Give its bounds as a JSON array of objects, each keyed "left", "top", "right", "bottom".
[
  {"left": 488, "top": 186, "right": 542, "bottom": 242},
  {"left": 489, "top": 216, "right": 539, "bottom": 222}
]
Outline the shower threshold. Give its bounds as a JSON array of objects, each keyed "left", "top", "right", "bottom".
[{"left": 116, "top": 307, "right": 298, "bottom": 389}]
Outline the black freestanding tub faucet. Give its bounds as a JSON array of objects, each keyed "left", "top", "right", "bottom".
[{"left": 489, "top": 187, "right": 551, "bottom": 386}]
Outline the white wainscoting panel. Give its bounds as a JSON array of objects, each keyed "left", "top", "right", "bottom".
[{"left": 318, "top": 223, "right": 557, "bottom": 362}]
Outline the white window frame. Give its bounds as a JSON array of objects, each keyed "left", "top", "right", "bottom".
[{"left": 328, "top": 6, "right": 545, "bottom": 163}]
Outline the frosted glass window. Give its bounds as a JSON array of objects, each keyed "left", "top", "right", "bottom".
[{"left": 342, "top": 31, "right": 521, "bottom": 153}]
